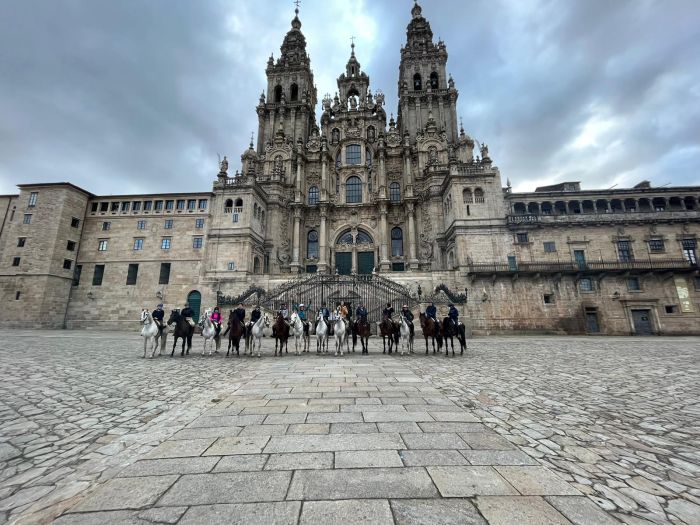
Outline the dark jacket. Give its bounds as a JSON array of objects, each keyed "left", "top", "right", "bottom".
[
  {"left": 426, "top": 305, "right": 437, "bottom": 318},
  {"left": 152, "top": 309, "right": 164, "bottom": 322},
  {"left": 181, "top": 307, "right": 194, "bottom": 318},
  {"left": 319, "top": 307, "right": 330, "bottom": 320},
  {"left": 251, "top": 309, "right": 262, "bottom": 323},
  {"left": 449, "top": 306, "right": 459, "bottom": 321},
  {"left": 401, "top": 309, "right": 414, "bottom": 322},
  {"left": 233, "top": 307, "right": 246, "bottom": 322},
  {"left": 356, "top": 307, "right": 368, "bottom": 320},
  {"left": 382, "top": 306, "right": 394, "bottom": 318}
]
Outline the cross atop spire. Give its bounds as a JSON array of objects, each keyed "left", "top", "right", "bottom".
[
  {"left": 350, "top": 36, "right": 356, "bottom": 57},
  {"left": 293, "top": 0, "right": 301, "bottom": 14}
]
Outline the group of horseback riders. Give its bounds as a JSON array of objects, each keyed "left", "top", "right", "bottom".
[{"left": 149, "top": 299, "right": 461, "bottom": 339}]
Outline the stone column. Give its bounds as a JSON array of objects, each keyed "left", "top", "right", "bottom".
[
  {"left": 407, "top": 202, "right": 419, "bottom": 270},
  {"left": 321, "top": 141, "right": 328, "bottom": 199},
  {"left": 318, "top": 204, "right": 329, "bottom": 273},
  {"left": 291, "top": 207, "right": 302, "bottom": 273},
  {"left": 379, "top": 202, "right": 390, "bottom": 271},
  {"left": 378, "top": 141, "right": 387, "bottom": 199}
]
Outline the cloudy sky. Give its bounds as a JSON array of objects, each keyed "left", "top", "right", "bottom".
[{"left": 1, "top": 0, "right": 698, "bottom": 195}]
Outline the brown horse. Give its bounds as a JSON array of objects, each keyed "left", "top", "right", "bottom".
[
  {"left": 419, "top": 312, "right": 442, "bottom": 354},
  {"left": 272, "top": 314, "right": 289, "bottom": 356},
  {"left": 442, "top": 317, "right": 466, "bottom": 357},
  {"left": 223, "top": 311, "right": 245, "bottom": 357},
  {"left": 352, "top": 318, "right": 371, "bottom": 354},
  {"left": 379, "top": 317, "right": 398, "bottom": 354}
]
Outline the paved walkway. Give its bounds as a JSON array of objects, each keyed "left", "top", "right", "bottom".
[{"left": 0, "top": 331, "right": 698, "bottom": 524}]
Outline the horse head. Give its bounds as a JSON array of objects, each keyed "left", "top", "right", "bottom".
[
  {"left": 167, "top": 309, "right": 180, "bottom": 325},
  {"left": 140, "top": 309, "right": 149, "bottom": 323}
]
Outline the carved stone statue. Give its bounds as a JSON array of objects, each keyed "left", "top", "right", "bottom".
[{"left": 219, "top": 156, "right": 229, "bottom": 175}]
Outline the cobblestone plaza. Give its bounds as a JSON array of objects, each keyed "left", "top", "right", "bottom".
[{"left": 1, "top": 331, "right": 698, "bottom": 524}]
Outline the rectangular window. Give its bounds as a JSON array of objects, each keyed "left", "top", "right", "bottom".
[
  {"left": 176, "top": 200, "right": 185, "bottom": 210},
  {"left": 92, "top": 264, "right": 105, "bottom": 286},
  {"left": 198, "top": 199, "right": 208, "bottom": 209},
  {"left": 648, "top": 239, "right": 665, "bottom": 252},
  {"left": 23, "top": 214, "right": 32, "bottom": 224},
  {"left": 12, "top": 257, "right": 20, "bottom": 267},
  {"left": 665, "top": 305, "right": 678, "bottom": 314},
  {"left": 232, "top": 213, "right": 239, "bottom": 223},
  {"left": 155, "top": 200, "right": 163, "bottom": 211},
  {"left": 695, "top": 276, "right": 700, "bottom": 291},
  {"left": 579, "top": 278, "right": 593, "bottom": 292},
  {"left": 63, "top": 259, "right": 72, "bottom": 270},
  {"left": 187, "top": 199, "right": 197, "bottom": 210},
  {"left": 73, "top": 265, "right": 82, "bottom": 286},
  {"left": 392, "top": 262, "right": 405, "bottom": 272},
  {"left": 164, "top": 219, "right": 173, "bottom": 229},
  {"left": 110, "top": 202, "right": 119, "bottom": 212},
  {"left": 98, "top": 239, "right": 108, "bottom": 251},
  {"left": 102, "top": 222, "right": 111, "bottom": 231},
  {"left": 227, "top": 261, "right": 235, "bottom": 270},
  {"left": 264, "top": 254, "right": 270, "bottom": 273},
  {"left": 67, "top": 240, "right": 76, "bottom": 251},
  {"left": 100, "top": 202, "right": 108, "bottom": 212},
  {"left": 121, "top": 202, "right": 130, "bottom": 212},
  {"left": 159, "top": 262, "right": 171, "bottom": 284},
  {"left": 192, "top": 236, "right": 203, "bottom": 249},
  {"left": 165, "top": 200, "right": 174, "bottom": 210},
  {"left": 195, "top": 218, "right": 205, "bottom": 229},
  {"left": 91, "top": 203, "right": 99, "bottom": 213},
  {"left": 543, "top": 241, "right": 556, "bottom": 253},
  {"left": 71, "top": 217, "right": 80, "bottom": 228},
  {"left": 161, "top": 237, "right": 171, "bottom": 250},
  {"left": 28, "top": 192, "right": 38, "bottom": 207},
  {"left": 143, "top": 201, "right": 152, "bottom": 211},
  {"left": 132, "top": 201, "right": 142, "bottom": 212},
  {"left": 681, "top": 239, "right": 697, "bottom": 265},
  {"left": 516, "top": 232, "right": 529, "bottom": 244},
  {"left": 617, "top": 240, "right": 634, "bottom": 262},
  {"left": 133, "top": 238, "right": 144, "bottom": 250},
  {"left": 543, "top": 293, "right": 554, "bottom": 304},
  {"left": 346, "top": 144, "right": 361, "bottom": 165},
  {"left": 17, "top": 237, "right": 26, "bottom": 247},
  {"left": 305, "top": 265, "right": 317, "bottom": 274},
  {"left": 137, "top": 220, "right": 146, "bottom": 230},
  {"left": 126, "top": 263, "right": 139, "bottom": 285},
  {"left": 627, "top": 277, "right": 641, "bottom": 291},
  {"left": 15, "top": 291, "right": 20, "bottom": 300}
]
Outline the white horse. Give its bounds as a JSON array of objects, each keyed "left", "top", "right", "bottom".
[
  {"left": 290, "top": 312, "right": 304, "bottom": 356},
  {"left": 333, "top": 313, "right": 349, "bottom": 356},
  {"left": 248, "top": 314, "right": 270, "bottom": 357},
  {"left": 315, "top": 311, "right": 328, "bottom": 354},
  {"left": 398, "top": 314, "right": 414, "bottom": 356},
  {"left": 200, "top": 308, "right": 221, "bottom": 356},
  {"left": 140, "top": 309, "right": 160, "bottom": 358}
]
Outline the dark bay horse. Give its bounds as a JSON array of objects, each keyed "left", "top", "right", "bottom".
[
  {"left": 168, "top": 309, "right": 193, "bottom": 357},
  {"left": 419, "top": 312, "right": 443, "bottom": 354},
  {"left": 379, "top": 317, "right": 398, "bottom": 354},
  {"left": 352, "top": 318, "right": 371, "bottom": 354},
  {"left": 272, "top": 315, "right": 289, "bottom": 356},
  {"left": 223, "top": 311, "right": 245, "bottom": 357},
  {"left": 442, "top": 317, "right": 467, "bottom": 357}
]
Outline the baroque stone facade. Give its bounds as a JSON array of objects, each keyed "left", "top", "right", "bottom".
[{"left": 0, "top": 3, "right": 698, "bottom": 334}]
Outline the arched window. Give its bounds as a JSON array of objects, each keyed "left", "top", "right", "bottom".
[
  {"left": 391, "top": 227, "right": 404, "bottom": 256},
  {"left": 253, "top": 257, "right": 261, "bottom": 274},
  {"left": 307, "top": 230, "right": 319, "bottom": 259},
  {"left": 308, "top": 185, "right": 319, "bottom": 205},
  {"left": 224, "top": 199, "right": 233, "bottom": 210},
  {"left": 346, "top": 144, "right": 361, "bottom": 165},
  {"left": 290, "top": 83, "right": 299, "bottom": 101},
  {"left": 274, "top": 85, "right": 283, "bottom": 103},
  {"left": 253, "top": 203, "right": 258, "bottom": 218},
  {"left": 338, "top": 230, "right": 354, "bottom": 244},
  {"left": 366, "top": 147, "right": 372, "bottom": 167},
  {"left": 356, "top": 231, "right": 373, "bottom": 244},
  {"left": 336, "top": 173, "right": 340, "bottom": 194},
  {"left": 390, "top": 182, "right": 401, "bottom": 203},
  {"left": 346, "top": 176, "right": 362, "bottom": 204},
  {"left": 463, "top": 189, "right": 473, "bottom": 203},
  {"left": 474, "top": 188, "right": 485, "bottom": 203},
  {"left": 261, "top": 210, "right": 265, "bottom": 224},
  {"left": 367, "top": 126, "right": 376, "bottom": 143},
  {"left": 413, "top": 73, "right": 422, "bottom": 91},
  {"left": 234, "top": 198, "right": 243, "bottom": 207},
  {"left": 331, "top": 128, "right": 340, "bottom": 144},
  {"left": 430, "top": 72, "right": 439, "bottom": 89}
]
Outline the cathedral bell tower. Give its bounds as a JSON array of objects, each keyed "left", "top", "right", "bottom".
[
  {"left": 397, "top": 2, "right": 459, "bottom": 145},
  {"left": 256, "top": 7, "right": 317, "bottom": 155}
]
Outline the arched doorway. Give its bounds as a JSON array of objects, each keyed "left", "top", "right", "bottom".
[
  {"left": 187, "top": 290, "right": 201, "bottom": 322},
  {"left": 334, "top": 229, "right": 375, "bottom": 275}
]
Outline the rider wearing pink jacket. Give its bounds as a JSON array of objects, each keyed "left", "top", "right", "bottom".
[{"left": 211, "top": 306, "right": 222, "bottom": 336}]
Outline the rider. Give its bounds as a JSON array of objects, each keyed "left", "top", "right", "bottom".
[
  {"left": 426, "top": 301, "right": 440, "bottom": 330},
  {"left": 382, "top": 302, "right": 394, "bottom": 321},
  {"left": 151, "top": 303, "right": 165, "bottom": 334},
  {"left": 401, "top": 304, "right": 414, "bottom": 337},
  {"left": 210, "top": 306, "right": 223, "bottom": 336},
  {"left": 298, "top": 303, "right": 309, "bottom": 330},
  {"left": 339, "top": 302, "right": 349, "bottom": 330},
  {"left": 318, "top": 302, "right": 330, "bottom": 322},
  {"left": 233, "top": 303, "right": 246, "bottom": 324},
  {"left": 249, "top": 305, "right": 262, "bottom": 337},
  {"left": 355, "top": 303, "right": 368, "bottom": 329},
  {"left": 279, "top": 303, "right": 290, "bottom": 324},
  {"left": 181, "top": 302, "right": 195, "bottom": 327},
  {"left": 448, "top": 303, "right": 459, "bottom": 327}
]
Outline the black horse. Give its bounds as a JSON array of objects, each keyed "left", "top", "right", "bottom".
[
  {"left": 223, "top": 311, "right": 245, "bottom": 357},
  {"left": 352, "top": 318, "right": 371, "bottom": 354},
  {"left": 168, "top": 309, "right": 194, "bottom": 357},
  {"left": 442, "top": 317, "right": 467, "bottom": 357}
]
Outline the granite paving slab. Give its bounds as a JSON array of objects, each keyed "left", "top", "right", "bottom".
[
  {"left": 178, "top": 501, "right": 302, "bottom": 525},
  {"left": 68, "top": 475, "right": 179, "bottom": 512},
  {"left": 390, "top": 498, "right": 487, "bottom": 525},
  {"left": 300, "top": 499, "right": 394, "bottom": 524},
  {"left": 475, "top": 496, "right": 572, "bottom": 525}
]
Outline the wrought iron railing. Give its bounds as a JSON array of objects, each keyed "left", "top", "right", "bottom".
[{"left": 467, "top": 259, "right": 696, "bottom": 274}]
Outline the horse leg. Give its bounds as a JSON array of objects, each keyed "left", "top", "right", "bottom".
[{"left": 382, "top": 336, "right": 386, "bottom": 354}]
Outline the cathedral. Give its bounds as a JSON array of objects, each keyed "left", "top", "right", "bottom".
[{"left": 1, "top": 3, "right": 699, "bottom": 335}]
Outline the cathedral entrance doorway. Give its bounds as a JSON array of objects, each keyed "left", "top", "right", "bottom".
[
  {"left": 357, "top": 252, "right": 374, "bottom": 275},
  {"left": 333, "top": 228, "right": 376, "bottom": 275},
  {"left": 335, "top": 253, "right": 352, "bottom": 275}
]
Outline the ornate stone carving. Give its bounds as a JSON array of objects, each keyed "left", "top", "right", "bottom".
[
  {"left": 419, "top": 233, "right": 434, "bottom": 260},
  {"left": 277, "top": 211, "right": 291, "bottom": 265},
  {"left": 306, "top": 170, "right": 320, "bottom": 184},
  {"left": 346, "top": 127, "right": 361, "bottom": 138},
  {"left": 306, "top": 128, "right": 321, "bottom": 153}
]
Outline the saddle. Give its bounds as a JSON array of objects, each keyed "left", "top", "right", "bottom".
[{"left": 186, "top": 317, "right": 195, "bottom": 327}]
